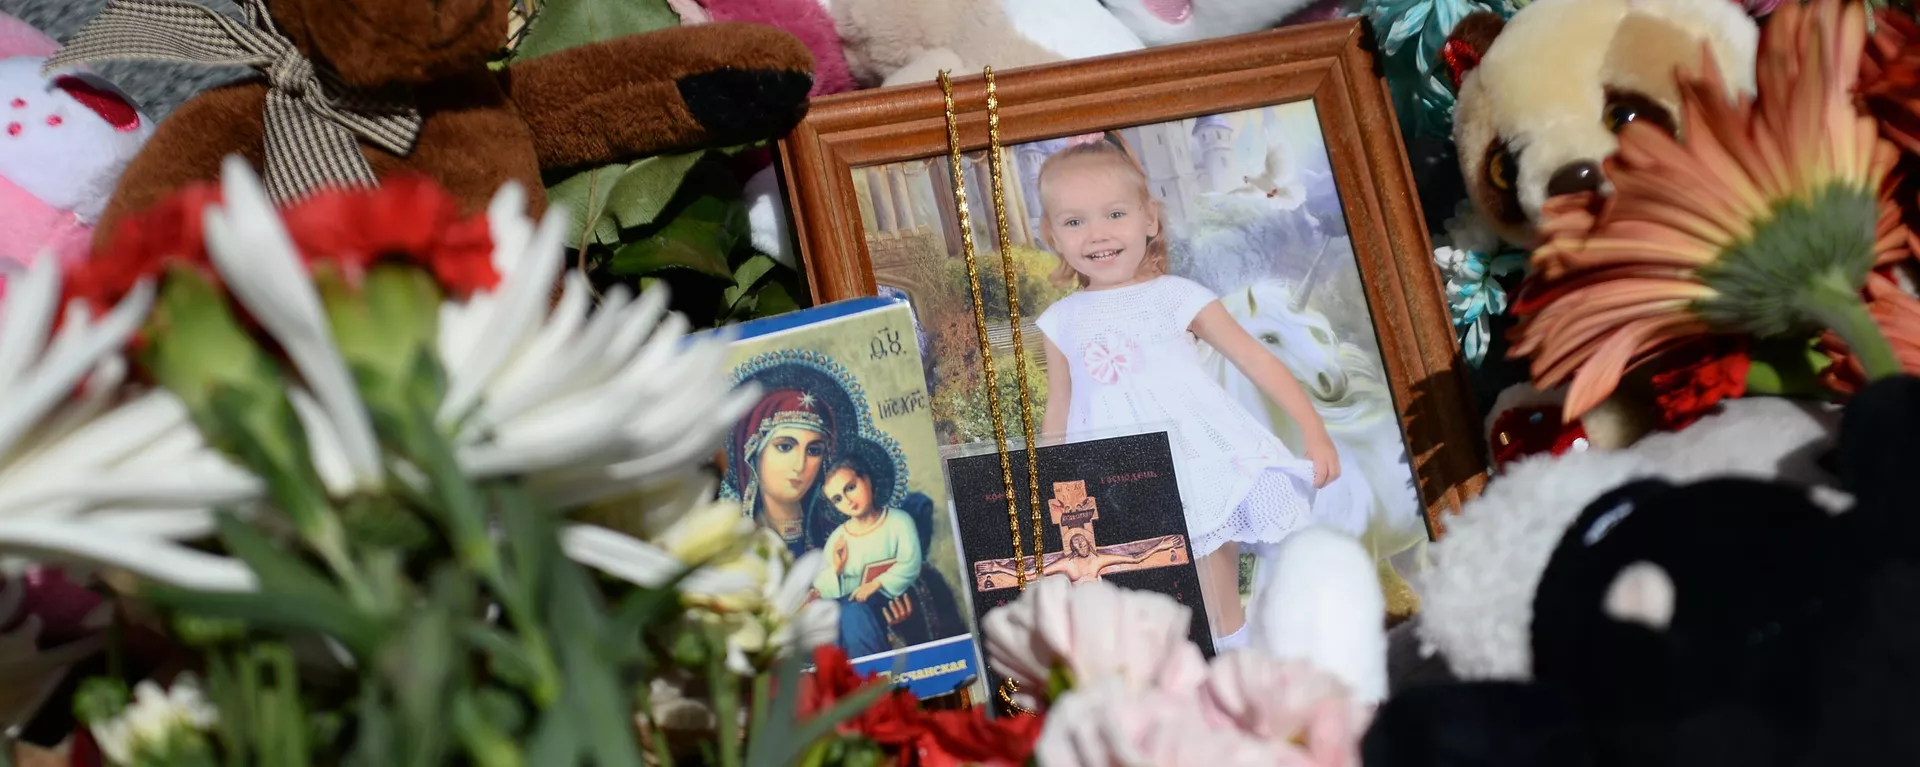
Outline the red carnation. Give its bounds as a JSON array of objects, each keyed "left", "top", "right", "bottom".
[
  {"left": 798, "top": 646, "right": 1044, "bottom": 767},
  {"left": 63, "top": 175, "right": 498, "bottom": 321},
  {"left": 66, "top": 182, "right": 223, "bottom": 311},
  {"left": 1646, "top": 337, "right": 1751, "bottom": 431},
  {"left": 913, "top": 707, "right": 1045, "bottom": 767},
  {"left": 280, "top": 175, "right": 498, "bottom": 298}
]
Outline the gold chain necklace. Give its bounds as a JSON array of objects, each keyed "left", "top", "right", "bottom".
[{"left": 937, "top": 68, "right": 1047, "bottom": 715}]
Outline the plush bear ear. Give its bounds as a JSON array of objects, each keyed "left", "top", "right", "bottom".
[{"left": 1442, "top": 11, "right": 1506, "bottom": 91}]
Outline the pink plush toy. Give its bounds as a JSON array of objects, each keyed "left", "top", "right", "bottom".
[
  {"left": 688, "top": 0, "right": 858, "bottom": 97},
  {"left": 0, "top": 12, "right": 154, "bottom": 300}
]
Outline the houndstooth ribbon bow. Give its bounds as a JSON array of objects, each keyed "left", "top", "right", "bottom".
[{"left": 44, "top": 0, "right": 423, "bottom": 203}]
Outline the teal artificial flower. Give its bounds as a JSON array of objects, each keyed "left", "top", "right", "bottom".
[
  {"left": 1362, "top": 0, "right": 1520, "bottom": 140},
  {"left": 1432, "top": 202, "right": 1527, "bottom": 367}
]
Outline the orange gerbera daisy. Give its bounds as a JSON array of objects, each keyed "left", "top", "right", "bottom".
[{"left": 1511, "top": 0, "right": 1910, "bottom": 421}]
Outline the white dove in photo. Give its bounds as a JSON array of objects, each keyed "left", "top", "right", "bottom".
[{"left": 1228, "top": 145, "right": 1306, "bottom": 210}]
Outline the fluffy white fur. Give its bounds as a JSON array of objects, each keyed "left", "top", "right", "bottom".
[
  {"left": 1414, "top": 396, "right": 1843, "bottom": 680},
  {"left": 1247, "top": 527, "right": 1389, "bottom": 703}
]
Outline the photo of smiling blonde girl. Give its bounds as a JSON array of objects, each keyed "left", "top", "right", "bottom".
[{"left": 1031, "top": 133, "right": 1345, "bottom": 649}]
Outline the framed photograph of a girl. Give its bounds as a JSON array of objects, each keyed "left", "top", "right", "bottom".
[
  {"left": 720, "top": 349, "right": 974, "bottom": 694},
  {"left": 777, "top": 21, "right": 1490, "bottom": 622}
]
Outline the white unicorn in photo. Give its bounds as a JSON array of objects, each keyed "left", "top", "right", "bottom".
[{"left": 1196, "top": 239, "right": 1428, "bottom": 580}]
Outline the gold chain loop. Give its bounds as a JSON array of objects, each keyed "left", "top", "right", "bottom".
[{"left": 938, "top": 68, "right": 1046, "bottom": 716}]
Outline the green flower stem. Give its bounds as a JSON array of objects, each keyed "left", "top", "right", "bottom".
[
  {"left": 308, "top": 516, "right": 375, "bottom": 608},
  {"left": 490, "top": 580, "right": 561, "bottom": 707},
  {"left": 1802, "top": 268, "right": 1904, "bottom": 381},
  {"left": 707, "top": 627, "right": 743, "bottom": 767}
]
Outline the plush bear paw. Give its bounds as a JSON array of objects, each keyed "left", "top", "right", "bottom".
[{"left": 677, "top": 68, "right": 814, "bottom": 146}]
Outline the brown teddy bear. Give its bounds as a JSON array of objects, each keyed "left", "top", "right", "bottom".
[{"left": 47, "top": 0, "right": 814, "bottom": 249}]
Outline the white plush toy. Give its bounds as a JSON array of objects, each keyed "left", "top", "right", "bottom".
[
  {"left": 1247, "top": 526, "right": 1390, "bottom": 704},
  {"left": 0, "top": 11, "right": 154, "bottom": 296},
  {"left": 1413, "top": 395, "right": 1845, "bottom": 680}
]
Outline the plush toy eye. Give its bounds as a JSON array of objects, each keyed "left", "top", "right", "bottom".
[
  {"left": 1484, "top": 142, "right": 1518, "bottom": 193},
  {"left": 1602, "top": 89, "right": 1676, "bottom": 136}
]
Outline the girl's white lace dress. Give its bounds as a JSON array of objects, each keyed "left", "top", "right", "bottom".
[{"left": 1036, "top": 275, "right": 1331, "bottom": 557}]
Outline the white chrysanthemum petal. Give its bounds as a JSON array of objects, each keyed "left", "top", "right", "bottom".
[
  {"left": 0, "top": 517, "right": 255, "bottom": 592},
  {"left": 81, "top": 508, "right": 224, "bottom": 540},
  {"left": 203, "top": 156, "right": 381, "bottom": 488},
  {"left": 558, "top": 523, "right": 756, "bottom": 594},
  {"left": 438, "top": 182, "right": 532, "bottom": 376},
  {"left": 0, "top": 249, "right": 262, "bottom": 591},
  {"left": 474, "top": 272, "right": 593, "bottom": 428},
  {"left": 21, "top": 354, "right": 128, "bottom": 461},
  {"left": 288, "top": 387, "right": 359, "bottom": 498},
  {"left": 3, "top": 390, "right": 191, "bottom": 484},
  {"left": 0, "top": 253, "right": 60, "bottom": 395},
  {"left": 0, "top": 279, "right": 153, "bottom": 461},
  {"left": 440, "top": 189, "right": 561, "bottom": 423}
]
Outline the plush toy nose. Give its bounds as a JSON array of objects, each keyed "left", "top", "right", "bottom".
[{"left": 1546, "top": 161, "right": 1605, "bottom": 198}]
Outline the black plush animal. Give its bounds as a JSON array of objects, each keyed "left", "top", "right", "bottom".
[{"left": 1364, "top": 377, "right": 1920, "bottom": 767}]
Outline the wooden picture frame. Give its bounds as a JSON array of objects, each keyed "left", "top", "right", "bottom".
[{"left": 775, "top": 19, "right": 1487, "bottom": 537}]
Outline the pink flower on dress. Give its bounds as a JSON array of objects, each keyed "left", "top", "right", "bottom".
[{"left": 1082, "top": 338, "right": 1140, "bottom": 385}]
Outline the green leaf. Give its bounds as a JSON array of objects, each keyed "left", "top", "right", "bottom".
[
  {"left": 548, "top": 561, "right": 643, "bottom": 767},
  {"left": 142, "top": 585, "right": 382, "bottom": 660},
  {"left": 143, "top": 514, "right": 382, "bottom": 652},
  {"left": 748, "top": 281, "right": 800, "bottom": 320},
  {"left": 463, "top": 623, "right": 542, "bottom": 690},
  {"left": 209, "top": 513, "right": 348, "bottom": 611},
  {"left": 453, "top": 689, "right": 526, "bottom": 767},
  {"left": 511, "top": 0, "right": 679, "bottom": 62},
  {"left": 387, "top": 571, "right": 463, "bottom": 767},
  {"left": 524, "top": 707, "right": 583, "bottom": 767},
  {"left": 723, "top": 254, "right": 781, "bottom": 309},
  {"left": 549, "top": 151, "right": 712, "bottom": 252},
  {"left": 350, "top": 685, "right": 398, "bottom": 765},
  {"left": 602, "top": 152, "right": 712, "bottom": 233},
  {"left": 610, "top": 194, "right": 745, "bottom": 279},
  {"left": 548, "top": 162, "right": 627, "bottom": 250},
  {"left": 607, "top": 156, "right": 745, "bottom": 280}
]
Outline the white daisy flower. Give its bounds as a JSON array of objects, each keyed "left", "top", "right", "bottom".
[
  {"left": 562, "top": 490, "right": 839, "bottom": 675},
  {"left": 0, "top": 254, "right": 260, "bottom": 593},
  {"left": 89, "top": 672, "right": 219, "bottom": 766},
  {"left": 203, "top": 155, "right": 755, "bottom": 511}
]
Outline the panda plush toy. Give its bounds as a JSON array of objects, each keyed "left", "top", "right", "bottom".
[{"left": 1364, "top": 376, "right": 1920, "bottom": 767}]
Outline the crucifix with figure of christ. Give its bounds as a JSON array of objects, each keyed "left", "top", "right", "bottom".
[{"left": 972, "top": 480, "right": 1192, "bottom": 591}]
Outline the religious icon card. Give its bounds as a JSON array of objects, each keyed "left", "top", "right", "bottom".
[
  {"left": 945, "top": 429, "right": 1213, "bottom": 697},
  {"left": 696, "top": 296, "right": 981, "bottom": 702}
]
